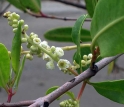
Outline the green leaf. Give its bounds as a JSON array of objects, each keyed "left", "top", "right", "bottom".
[
  {"left": 11, "top": 23, "right": 21, "bottom": 74},
  {"left": 0, "top": 43, "right": 10, "bottom": 87},
  {"left": 84, "top": 0, "right": 98, "bottom": 17},
  {"left": 7, "top": 0, "right": 25, "bottom": 11},
  {"left": 44, "top": 27, "right": 91, "bottom": 42},
  {"left": 46, "top": 86, "right": 75, "bottom": 100},
  {"left": 19, "top": 0, "right": 41, "bottom": 13},
  {"left": 90, "top": 80, "right": 124, "bottom": 104},
  {"left": 72, "top": 15, "right": 88, "bottom": 73},
  {"left": 13, "top": 55, "right": 26, "bottom": 90},
  {"left": 91, "top": 0, "right": 124, "bottom": 57}
]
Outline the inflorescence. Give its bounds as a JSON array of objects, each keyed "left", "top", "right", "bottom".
[{"left": 3, "top": 11, "right": 93, "bottom": 75}]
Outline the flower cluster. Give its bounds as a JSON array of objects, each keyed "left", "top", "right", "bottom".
[
  {"left": 4, "top": 11, "right": 73, "bottom": 72},
  {"left": 81, "top": 53, "right": 93, "bottom": 67},
  {"left": 3, "top": 11, "right": 28, "bottom": 33},
  {"left": 60, "top": 99, "right": 79, "bottom": 107}
]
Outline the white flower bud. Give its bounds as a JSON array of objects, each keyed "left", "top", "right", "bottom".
[
  {"left": 54, "top": 47, "right": 64, "bottom": 57},
  {"left": 88, "top": 53, "right": 93, "bottom": 59},
  {"left": 13, "top": 28, "right": 17, "bottom": 33},
  {"left": 83, "top": 55, "right": 88, "bottom": 61},
  {"left": 12, "top": 12, "right": 17, "bottom": 18},
  {"left": 33, "top": 38, "right": 41, "bottom": 45},
  {"left": 43, "top": 53, "right": 52, "bottom": 61},
  {"left": 46, "top": 61, "right": 54, "bottom": 69},
  {"left": 30, "top": 34, "right": 38, "bottom": 39},
  {"left": 19, "top": 19, "right": 24, "bottom": 25},
  {"left": 13, "top": 19, "right": 18, "bottom": 24},
  {"left": 30, "top": 32, "right": 35, "bottom": 36},
  {"left": 14, "top": 14, "right": 20, "bottom": 20},
  {"left": 24, "top": 24, "right": 29, "bottom": 31},
  {"left": 40, "top": 41, "right": 49, "bottom": 49},
  {"left": 57, "top": 59, "right": 71, "bottom": 70},
  {"left": 30, "top": 45, "right": 38, "bottom": 52},
  {"left": 73, "top": 101, "right": 78, "bottom": 105},
  {"left": 21, "top": 38, "right": 27, "bottom": 43},
  {"left": 3, "top": 11, "right": 11, "bottom": 17},
  {"left": 12, "top": 24, "right": 18, "bottom": 28},
  {"left": 81, "top": 60, "right": 86, "bottom": 66},
  {"left": 51, "top": 46, "right": 56, "bottom": 52},
  {"left": 26, "top": 53, "right": 33, "bottom": 60},
  {"left": 60, "top": 101, "right": 65, "bottom": 107},
  {"left": 8, "top": 17, "right": 12, "bottom": 21}
]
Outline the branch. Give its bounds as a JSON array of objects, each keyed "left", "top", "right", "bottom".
[
  {"left": 0, "top": 54, "right": 122, "bottom": 107},
  {"left": 53, "top": 0, "right": 86, "bottom": 9},
  {"left": 27, "top": 11, "right": 92, "bottom": 21}
]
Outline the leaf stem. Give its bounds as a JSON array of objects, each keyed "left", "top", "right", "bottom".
[
  {"left": 7, "top": 88, "right": 15, "bottom": 103},
  {"left": 76, "top": 81, "right": 87, "bottom": 101}
]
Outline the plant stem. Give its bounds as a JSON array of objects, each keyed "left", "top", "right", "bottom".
[
  {"left": 26, "top": 10, "right": 91, "bottom": 21},
  {"left": 76, "top": 81, "right": 87, "bottom": 101},
  {"left": 67, "top": 68, "right": 78, "bottom": 76},
  {"left": 62, "top": 44, "right": 91, "bottom": 51},
  {"left": 7, "top": 88, "right": 15, "bottom": 103},
  {"left": 21, "top": 51, "right": 30, "bottom": 54}
]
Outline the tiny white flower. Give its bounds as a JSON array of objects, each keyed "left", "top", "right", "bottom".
[
  {"left": 43, "top": 53, "right": 52, "bottom": 61},
  {"left": 88, "top": 53, "right": 93, "bottom": 59},
  {"left": 19, "top": 19, "right": 24, "bottom": 25},
  {"left": 81, "top": 60, "right": 86, "bottom": 66},
  {"left": 83, "top": 55, "right": 88, "bottom": 61},
  {"left": 30, "top": 34, "right": 38, "bottom": 39},
  {"left": 54, "top": 47, "right": 64, "bottom": 57},
  {"left": 50, "top": 46, "right": 56, "bottom": 52},
  {"left": 13, "top": 28, "right": 17, "bottom": 33},
  {"left": 30, "top": 45, "right": 38, "bottom": 52},
  {"left": 24, "top": 24, "right": 29, "bottom": 31},
  {"left": 26, "top": 53, "right": 33, "bottom": 60},
  {"left": 46, "top": 61, "right": 54, "bottom": 69},
  {"left": 33, "top": 38, "right": 41, "bottom": 45},
  {"left": 40, "top": 41, "right": 49, "bottom": 49},
  {"left": 57, "top": 59, "right": 71, "bottom": 70},
  {"left": 12, "top": 24, "right": 18, "bottom": 28},
  {"left": 13, "top": 19, "right": 18, "bottom": 24}
]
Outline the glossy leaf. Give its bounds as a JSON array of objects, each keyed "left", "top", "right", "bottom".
[
  {"left": 91, "top": 0, "right": 124, "bottom": 57},
  {"left": 46, "top": 86, "right": 75, "bottom": 100},
  {"left": 19, "top": 0, "right": 41, "bottom": 12},
  {"left": 13, "top": 55, "right": 26, "bottom": 90},
  {"left": 90, "top": 80, "right": 124, "bottom": 104},
  {"left": 44, "top": 27, "right": 91, "bottom": 42},
  {"left": 72, "top": 15, "right": 88, "bottom": 45},
  {"left": 84, "top": 0, "right": 98, "bottom": 17},
  {"left": 7, "top": 0, "right": 25, "bottom": 11},
  {"left": 0, "top": 43, "right": 10, "bottom": 87},
  {"left": 72, "top": 15, "right": 88, "bottom": 73},
  {"left": 11, "top": 23, "right": 21, "bottom": 74}
]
